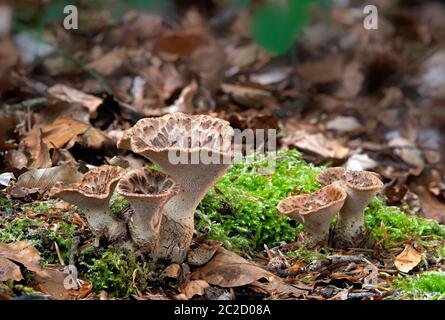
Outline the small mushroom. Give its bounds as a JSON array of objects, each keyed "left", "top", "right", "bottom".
[
  {"left": 116, "top": 169, "right": 179, "bottom": 253},
  {"left": 50, "top": 165, "right": 127, "bottom": 242},
  {"left": 277, "top": 184, "right": 347, "bottom": 247},
  {"left": 316, "top": 167, "right": 384, "bottom": 247},
  {"left": 118, "top": 112, "right": 234, "bottom": 263}
]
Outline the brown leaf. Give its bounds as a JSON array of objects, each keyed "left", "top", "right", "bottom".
[
  {"left": 413, "top": 185, "right": 445, "bottom": 224},
  {"left": 191, "top": 247, "right": 275, "bottom": 288},
  {"left": 394, "top": 244, "right": 422, "bottom": 273},
  {"left": 5, "top": 150, "right": 28, "bottom": 171},
  {"left": 221, "top": 83, "right": 272, "bottom": 109},
  {"left": 35, "top": 267, "right": 72, "bottom": 300},
  {"left": 87, "top": 48, "right": 126, "bottom": 76},
  {"left": 0, "top": 241, "right": 44, "bottom": 281},
  {"left": 14, "top": 164, "right": 83, "bottom": 194},
  {"left": 47, "top": 85, "right": 103, "bottom": 113},
  {"left": 0, "top": 257, "right": 23, "bottom": 282},
  {"left": 178, "top": 280, "right": 209, "bottom": 300},
  {"left": 154, "top": 33, "right": 205, "bottom": 57},
  {"left": 29, "top": 130, "right": 52, "bottom": 169},
  {"left": 335, "top": 61, "right": 364, "bottom": 99},
  {"left": 297, "top": 54, "right": 343, "bottom": 89},
  {"left": 282, "top": 131, "right": 350, "bottom": 160},
  {"left": 22, "top": 118, "right": 89, "bottom": 159}
]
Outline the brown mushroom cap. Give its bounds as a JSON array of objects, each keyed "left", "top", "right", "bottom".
[
  {"left": 49, "top": 165, "right": 127, "bottom": 241},
  {"left": 50, "top": 165, "right": 125, "bottom": 199},
  {"left": 116, "top": 169, "right": 180, "bottom": 199},
  {"left": 117, "top": 112, "right": 234, "bottom": 158},
  {"left": 277, "top": 184, "right": 347, "bottom": 218},
  {"left": 316, "top": 167, "right": 383, "bottom": 192},
  {"left": 277, "top": 184, "right": 347, "bottom": 247}
]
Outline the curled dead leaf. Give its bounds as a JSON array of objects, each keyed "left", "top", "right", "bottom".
[
  {"left": 192, "top": 248, "right": 274, "bottom": 287},
  {"left": 394, "top": 244, "right": 422, "bottom": 273}
]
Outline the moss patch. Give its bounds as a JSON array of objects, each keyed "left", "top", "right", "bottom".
[
  {"left": 78, "top": 245, "right": 151, "bottom": 297},
  {"left": 197, "top": 150, "right": 321, "bottom": 254},
  {"left": 393, "top": 271, "right": 445, "bottom": 300},
  {"left": 198, "top": 149, "right": 445, "bottom": 254}
]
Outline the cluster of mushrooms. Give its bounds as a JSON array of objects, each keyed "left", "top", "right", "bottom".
[
  {"left": 49, "top": 111, "right": 384, "bottom": 266},
  {"left": 50, "top": 112, "right": 234, "bottom": 264},
  {"left": 277, "top": 167, "right": 384, "bottom": 248}
]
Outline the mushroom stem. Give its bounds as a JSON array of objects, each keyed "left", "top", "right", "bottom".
[
  {"left": 116, "top": 169, "right": 179, "bottom": 253},
  {"left": 316, "top": 167, "right": 384, "bottom": 248},
  {"left": 150, "top": 159, "right": 229, "bottom": 263},
  {"left": 126, "top": 198, "right": 164, "bottom": 252},
  {"left": 333, "top": 185, "right": 380, "bottom": 247}
]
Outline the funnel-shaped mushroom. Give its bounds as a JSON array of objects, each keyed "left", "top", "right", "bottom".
[
  {"left": 50, "top": 165, "right": 127, "bottom": 241},
  {"left": 317, "top": 167, "right": 384, "bottom": 247},
  {"left": 118, "top": 112, "right": 234, "bottom": 262},
  {"left": 116, "top": 169, "right": 179, "bottom": 252},
  {"left": 277, "top": 184, "right": 347, "bottom": 247}
]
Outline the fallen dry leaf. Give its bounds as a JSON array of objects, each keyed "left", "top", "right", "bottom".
[
  {"left": 0, "top": 241, "right": 43, "bottom": 281},
  {"left": 14, "top": 164, "right": 84, "bottom": 194},
  {"left": 413, "top": 185, "right": 445, "bottom": 224},
  {"left": 192, "top": 248, "right": 274, "bottom": 287},
  {"left": 48, "top": 85, "right": 103, "bottom": 113},
  {"left": 87, "top": 47, "right": 126, "bottom": 76},
  {"left": 221, "top": 83, "right": 272, "bottom": 109},
  {"left": 282, "top": 131, "right": 350, "bottom": 160},
  {"left": 178, "top": 280, "right": 210, "bottom": 300},
  {"left": 154, "top": 33, "right": 205, "bottom": 57},
  {"left": 394, "top": 244, "right": 422, "bottom": 273}
]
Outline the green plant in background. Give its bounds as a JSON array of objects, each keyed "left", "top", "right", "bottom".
[
  {"left": 79, "top": 245, "right": 151, "bottom": 297},
  {"left": 393, "top": 271, "right": 445, "bottom": 300},
  {"left": 197, "top": 149, "right": 322, "bottom": 254}
]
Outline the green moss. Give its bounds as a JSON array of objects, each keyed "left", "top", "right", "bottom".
[
  {"left": 365, "top": 198, "right": 445, "bottom": 246},
  {"left": 110, "top": 193, "right": 129, "bottom": 215},
  {"left": 0, "top": 215, "right": 77, "bottom": 265},
  {"left": 0, "top": 194, "right": 16, "bottom": 211},
  {"left": 197, "top": 149, "right": 321, "bottom": 254},
  {"left": 198, "top": 149, "right": 445, "bottom": 255},
  {"left": 393, "top": 271, "right": 445, "bottom": 300},
  {"left": 78, "top": 245, "right": 151, "bottom": 297}
]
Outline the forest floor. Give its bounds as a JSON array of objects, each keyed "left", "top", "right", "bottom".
[{"left": 1, "top": 0, "right": 445, "bottom": 300}]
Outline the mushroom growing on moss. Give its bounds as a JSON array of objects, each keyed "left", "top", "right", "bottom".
[
  {"left": 50, "top": 165, "right": 127, "bottom": 242},
  {"left": 117, "top": 112, "right": 234, "bottom": 263},
  {"left": 277, "top": 184, "right": 347, "bottom": 247},
  {"left": 316, "top": 167, "right": 384, "bottom": 247},
  {"left": 116, "top": 168, "right": 180, "bottom": 253}
]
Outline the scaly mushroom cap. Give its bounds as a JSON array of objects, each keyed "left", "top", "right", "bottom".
[
  {"left": 51, "top": 165, "right": 126, "bottom": 199},
  {"left": 116, "top": 169, "right": 180, "bottom": 199},
  {"left": 49, "top": 165, "right": 127, "bottom": 241},
  {"left": 316, "top": 167, "right": 383, "bottom": 192},
  {"left": 277, "top": 184, "right": 347, "bottom": 247},
  {"left": 278, "top": 184, "right": 347, "bottom": 219},
  {"left": 117, "top": 112, "right": 234, "bottom": 158}
]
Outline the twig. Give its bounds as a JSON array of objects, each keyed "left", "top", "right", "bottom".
[
  {"left": 2, "top": 97, "right": 48, "bottom": 112},
  {"left": 54, "top": 241, "right": 65, "bottom": 266}
]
